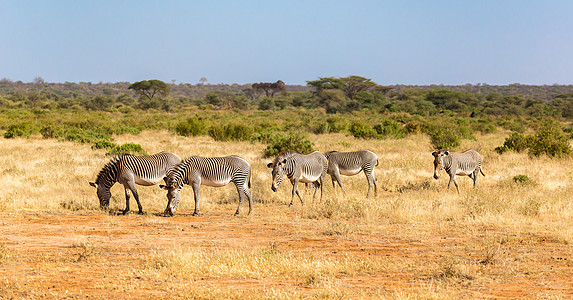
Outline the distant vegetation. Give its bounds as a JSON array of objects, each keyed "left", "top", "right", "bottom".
[{"left": 1, "top": 76, "right": 573, "bottom": 156}]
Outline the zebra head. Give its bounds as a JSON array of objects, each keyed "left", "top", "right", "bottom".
[
  {"left": 267, "top": 158, "right": 288, "bottom": 192},
  {"left": 159, "top": 184, "right": 182, "bottom": 216},
  {"left": 89, "top": 181, "right": 111, "bottom": 208},
  {"left": 432, "top": 150, "right": 449, "bottom": 179},
  {"left": 160, "top": 178, "right": 183, "bottom": 216}
]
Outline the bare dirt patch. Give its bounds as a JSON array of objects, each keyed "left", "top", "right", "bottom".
[{"left": 1, "top": 205, "right": 571, "bottom": 299}]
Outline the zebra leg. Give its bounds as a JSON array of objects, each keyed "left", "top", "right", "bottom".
[
  {"left": 234, "top": 183, "right": 246, "bottom": 216},
  {"left": 126, "top": 181, "right": 143, "bottom": 214},
  {"left": 245, "top": 186, "right": 253, "bottom": 215},
  {"left": 452, "top": 177, "right": 461, "bottom": 194},
  {"left": 291, "top": 179, "right": 304, "bottom": 206},
  {"left": 333, "top": 172, "right": 346, "bottom": 196},
  {"left": 191, "top": 182, "right": 201, "bottom": 216},
  {"left": 365, "top": 170, "right": 376, "bottom": 197},
  {"left": 123, "top": 188, "right": 131, "bottom": 215}
]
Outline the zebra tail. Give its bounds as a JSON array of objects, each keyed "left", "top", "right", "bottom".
[
  {"left": 480, "top": 168, "right": 485, "bottom": 177},
  {"left": 248, "top": 171, "right": 252, "bottom": 189}
]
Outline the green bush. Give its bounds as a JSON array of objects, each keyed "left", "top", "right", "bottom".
[
  {"left": 175, "top": 115, "right": 207, "bottom": 136},
  {"left": 208, "top": 124, "right": 253, "bottom": 142},
  {"left": 495, "top": 132, "right": 531, "bottom": 154},
  {"left": 373, "top": 119, "right": 406, "bottom": 139},
  {"left": 107, "top": 143, "right": 147, "bottom": 156},
  {"left": 428, "top": 127, "right": 460, "bottom": 149},
  {"left": 513, "top": 174, "right": 532, "bottom": 184},
  {"left": 527, "top": 122, "right": 571, "bottom": 157},
  {"left": 349, "top": 121, "right": 376, "bottom": 139},
  {"left": 4, "top": 123, "right": 31, "bottom": 138},
  {"left": 92, "top": 140, "right": 117, "bottom": 151},
  {"left": 263, "top": 133, "right": 314, "bottom": 158}
]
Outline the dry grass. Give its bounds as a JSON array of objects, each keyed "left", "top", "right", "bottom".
[{"left": 0, "top": 130, "right": 572, "bottom": 298}]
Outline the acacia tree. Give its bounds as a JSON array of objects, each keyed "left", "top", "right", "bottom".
[
  {"left": 252, "top": 80, "right": 286, "bottom": 98},
  {"left": 340, "top": 75, "right": 377, "bottom": 100},
  {"left": 128, "top": 79, "right": 170, "bottom": 100}
]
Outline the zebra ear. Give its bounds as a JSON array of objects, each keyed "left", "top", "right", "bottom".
[
  {"left": 282, "top": 159, "right": 287, "bottom": 164},
  {"left": 89, "top": 182, "right": 98, "bottom": 188},
  {"left": 159, "top": 184, "right": 169, "bottom": 190},
  {"left": 444, "top": 150, "right": 450, "bottom": 155},
  {"left": 267, "top": 162, "right": 273, "bottom": 168},
  {"left": 432, "top": 151, "right": 438, "bottom": 157}
]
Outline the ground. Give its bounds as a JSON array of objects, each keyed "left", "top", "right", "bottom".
[{"left": 1, "top": 205, "right": 571, "bottom": 299}]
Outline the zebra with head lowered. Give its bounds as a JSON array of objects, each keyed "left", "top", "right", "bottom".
[
  {"left": 89, "top": 151, "right": 181, "bottom": 214},
  {"left": 267, "top": 151, "right": 328, "bottom": 207},
  {"left": 432, "top": 149, "right": 485, "bottom": 193},
  {"left": 325, "top": 150, "right": 379, "bottom": 197},
  {"left": 160, "top": 156, "right": 252, "bottom": 216}
]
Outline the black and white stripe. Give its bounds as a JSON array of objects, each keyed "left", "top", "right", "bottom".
[
  {"left": 324, "top": 150, "right": 379, "bottom": 197},
  {"left": 90, "top": 151, "right": 181, "bottom": 214},
  {"left": 432, "top": 149, "right": 485, "bottom": 193},
  {"left": 161, "top": 156, "right": 252, "bottom": 216},
  {"left": 267, "top": 151, "right": 328, "bottom": 207}
]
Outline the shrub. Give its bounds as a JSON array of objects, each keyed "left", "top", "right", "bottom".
[
  {"left": 4, "top": 123, "right": 31, "bottom": 138},
  {"left": 208, "top": 124, "right": 253, "bottom": 142},
  {"left": 527, "top": 122, "right": 571, "bottom": 157},
  {"left": 428, "top": 127, "right": 460, "bottom": 149},
  {"left": 263, "top": 133, "right": 314, "bottom": 158},
  {"left": 496, "top": 122, "right": 571, "bottom": 157},
  {"left": 495, "top": 132, "right": 531, "bottom": 154},
  {"left": 107, "top": 143, "right": 147, "bottom": 156},
  {"left": 513, "top": 174, "right": 531, "bottom": 184},
  {"left": 349, "top": 121, "right": 376, "bottom": 139},
  {"left": 92, "top": 140, "right": 117, "bottom": 151},
  {"left": 373, "top": 119, "right": 406, "bottom": 139},
  {"left": 175, "top": 115, "right": 207, "bottom": 137}
]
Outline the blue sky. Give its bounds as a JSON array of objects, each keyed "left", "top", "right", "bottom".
[{"left": 1, "top": 0, "right": 572, "bottom": 85}]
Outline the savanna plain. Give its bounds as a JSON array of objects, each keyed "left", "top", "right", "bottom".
[{"left": 0, "top": 130, "right": 572, "bottom": 299}]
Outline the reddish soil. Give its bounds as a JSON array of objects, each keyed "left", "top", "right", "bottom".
[{"left": 0, "top": 206, "right": 571, "bottom": 299}]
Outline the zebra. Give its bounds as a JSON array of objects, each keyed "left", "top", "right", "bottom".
[
  {"left": 89, "top": 151, "right": 181, "bottom": 214},
  {"left": 267, "top": 151, "right": 328, "bottom": 207},
  {"left": 159, "top": 155, "right": 252, "bottom": 216},
  {"left": 432, "top": 149, "right": 485, "bottom": 193},
  {"left": 325, "top": 150, "right": 379, "bottom": 197}
]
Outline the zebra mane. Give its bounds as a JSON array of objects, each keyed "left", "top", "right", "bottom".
[
  {"left": 274, "top": 151, "right": 298, "bottom": 163},
  {"left": 165, "top": 158, "right": 190, "bottom": 188},
  {"left": 94, "top": 154, "right": 128, "bottom": 185}
]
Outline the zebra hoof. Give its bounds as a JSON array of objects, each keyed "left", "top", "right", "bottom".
[
  {"left": 137, "top": 211, "right": 144, "bottom": 215},
  {"left": 192, "top": 212, "right": 200, "bottom": 217},
  {"left": 122, "top": 210, "right": 129, "bottom": 215}
]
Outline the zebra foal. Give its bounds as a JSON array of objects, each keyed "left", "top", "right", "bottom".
[
  {"left": 89, "top": 151, "right": 181, "bottom": 214},
  {"left": 160, "top": 156, "right": 253, "bottom": 216},
  {"left": 432, "top": 149, "right": 485, "bottom": 193}
]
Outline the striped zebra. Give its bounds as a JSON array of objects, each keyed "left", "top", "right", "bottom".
[
  {"left": 89, "top": 151, "right": 181, "bottom": 214},
  {"left": 432, "top": 149, "right": 485, "bottom": 193},
  {"left": 267, "top": 151, "right": 328, "bottom": 207},
  {"left": 160, "top": 156, "right": 252, "bottom": 216},
  {"left": 325, "top": 150, "right": 379, "bottom": 197}
]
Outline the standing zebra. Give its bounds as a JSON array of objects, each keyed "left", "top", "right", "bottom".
[
  {"left": 160, "top": 156, "right": 252, "bottom": 216},
  {"left": 89, "top": 151, "right": 181, "bottom": 214},
  {"left": 432, "top": 149, "right": 485, "bottom": 193},
  {"left": 325, "top": 150, "right": 379, "bottom": 197},
  {"left": 267, "top": 151, "right": 328, "bottom": 207}
]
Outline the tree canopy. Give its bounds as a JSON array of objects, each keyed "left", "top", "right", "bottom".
[{"left": 128, "top": 79, "right": 170, "bottom": 100}]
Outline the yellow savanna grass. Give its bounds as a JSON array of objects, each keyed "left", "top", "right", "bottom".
[{"left": 1, "top": 130, "right": 572, "bottom": 298}]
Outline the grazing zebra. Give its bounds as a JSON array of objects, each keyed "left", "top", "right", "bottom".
[
  {"left": 432, "top": 149, "right": 485, "bottom": 193},
  {"left": 325, "top": 150, "right": 379, "bottom": 197},
  {"left": 160, "top": 156, "right": 252, "bottom": 216},
  {"left": 267, "top": 151, "right": 328, "bottom": 207},
  {"left": 89, "top": 151, "right": 181, "bottom": 214}
]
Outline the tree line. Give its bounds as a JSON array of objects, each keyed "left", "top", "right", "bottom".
[{"left": 1, "top": 77, "right": 573, "bottom": 119}]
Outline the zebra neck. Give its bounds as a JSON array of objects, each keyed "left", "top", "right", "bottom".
[
  {"left": 442, "top": 157, "right": 454, "bottom": 173},
  {"left": 284, "top": 161, "right": 296, "bottom": 179}
]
